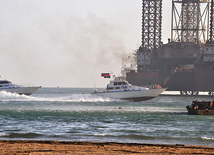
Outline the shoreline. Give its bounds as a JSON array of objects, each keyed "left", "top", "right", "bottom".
[{"left": 0, "top": 140, "right": 213, "bottom": 154}]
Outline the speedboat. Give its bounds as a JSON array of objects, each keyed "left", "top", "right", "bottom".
[
  {"left": 0, "top": 78, "right": 40, "bottom": 95},
  {"left": 93, "top": 77, "right": 166, "bottom": 101}
]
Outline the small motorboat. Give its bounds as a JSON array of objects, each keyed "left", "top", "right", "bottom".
[
  {"left": 186, "top": 100, "right": 214, "bottom": 115},
  {"left": 93, "top": 77, "right": 165, "bottom": 101},
  {"left": 0, "top": 78, "right": 40, "bottom": 95}
]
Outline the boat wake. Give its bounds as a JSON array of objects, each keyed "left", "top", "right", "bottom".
[
  {"left": 0, "top": 91, "right": 187, "bottom": 114},
  {"left": 0, "top": 91, "right": 34, "bottom": 101},
  {"left": 0, "top": 91, "right": 118, "bottom": 103},
  {"left": 64, "top": 94, "right": 119, "bottom": 102}
]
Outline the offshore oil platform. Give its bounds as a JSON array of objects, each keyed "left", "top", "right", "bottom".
[{"left": 125, "top": 0, "right": 214, "bottom": 96}]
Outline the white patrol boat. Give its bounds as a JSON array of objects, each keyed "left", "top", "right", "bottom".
[
  {"left": 93, "top": 77, "right": 166, "bottom": 101},
  {"left": 0, "top": 78, "right": 40, "bottom": 95}
]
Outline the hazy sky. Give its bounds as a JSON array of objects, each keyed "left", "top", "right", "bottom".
[{"left": 0, "top": 0, "right": 171, "bottom": 87}]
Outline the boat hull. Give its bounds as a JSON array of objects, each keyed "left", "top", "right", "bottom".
[
  {"left": 94, "top": 88, "right": 165, "bottom": 101},
  {"left": 0, "top": 87, "right": 40, "bottom": 95}
]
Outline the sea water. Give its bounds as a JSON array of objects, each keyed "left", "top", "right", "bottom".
[{"left": 0, "top": 88, "right": 213, "bottom": 146}]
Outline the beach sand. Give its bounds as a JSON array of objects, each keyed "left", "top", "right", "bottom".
[{"left": 0, "top": 140, "right": 213, "bottom": 154}]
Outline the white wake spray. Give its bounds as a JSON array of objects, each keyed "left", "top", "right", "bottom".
[
  {"left": 0, "top": 91, "right": 35, "bottom": 101},
  {"left": 0, "top": 91, "right": 117, "bottom": 102}
]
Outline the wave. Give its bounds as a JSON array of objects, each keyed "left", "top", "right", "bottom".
[
  {"left": 0, "top": 132, "right": 43, "bottom": 138},
  {"left": 201, "top": 137, "right": 214, "bottom": 140}
]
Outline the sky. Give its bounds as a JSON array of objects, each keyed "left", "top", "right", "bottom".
[{"left": 0, "top": 0, "right": 171, "bottom": 87}]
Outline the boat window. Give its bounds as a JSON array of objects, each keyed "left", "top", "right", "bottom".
[
  {"left": 114, "top": 82, "right": 122, "bottom": 85},
  {"left": 122, "top": 82, "right": 127, "bottom": 85},
  {"left": 114, "top": 81, "right": 128, "bottom": 85},
  {"left": 118, "top": 82, "right": 123, "bottom": 85},
  {"left": 0, "top": 81, "right": 10, "bottom": 84}
]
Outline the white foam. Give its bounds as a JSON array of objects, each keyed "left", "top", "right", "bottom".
[
  {"left": 88, "top": 134, "right": 108, "bottom": 137},
  {"left": 0, "top": 133, "right": 9, "bottom": 137},
  {"left": 0, "top": 91, "right": 117, "bottom": 103},
  {"left": 0, "top": 91, "right": 35, "bottom": 101},
  {"left": 64, "top": 94, "right": 117, "bottom": 102},
  {"left": 201, "top": 137, "right": 214, "bottom": 140}
]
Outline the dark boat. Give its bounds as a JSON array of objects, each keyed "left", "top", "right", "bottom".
[{"left": 186, "top": 101, "right": 214, "bottom": 115}]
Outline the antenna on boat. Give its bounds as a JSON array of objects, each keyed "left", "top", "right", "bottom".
[{"left": 93, "top": 84, "right": 98, "bottom": 93}]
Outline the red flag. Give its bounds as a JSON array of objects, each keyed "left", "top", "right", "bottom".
[{"left": 101, "top": 73, "right": 110, "bottom": 78}]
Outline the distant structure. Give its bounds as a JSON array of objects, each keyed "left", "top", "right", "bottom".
[
  {"left": 137, "top": 0, "right": 162, "bottom": 71},
  {"left": 171, "top": 0, "right": 209, "bottom": 43},
  {"left": 141, "top": 0, "right": 162, "bottom": 50},
  {"left": 126, "top": 0, "right": 214, "bottom": 96},
  {"left": 210, "top": 0, "right": 214, "bottom": 42}
]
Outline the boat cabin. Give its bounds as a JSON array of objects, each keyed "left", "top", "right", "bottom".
[
  {"left": 106, "top": 80, "right": 128, "bottom": 90},
  {"left": 0, "top": 80, "right": 11, "bottom": 84},
  {"left": 0, "top": 80, "right": 12, "bottom": 87},
  {"left": 0, "top": 80, "right": 18, "bottom": 88},
  {"left": 106, "top": 80, "right": 148, "bottom": 92}
]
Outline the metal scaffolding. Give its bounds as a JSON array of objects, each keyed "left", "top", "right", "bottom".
[
  {"left": 141, "top": 0, "right": 162, "bottom": 50},
  {"left": 210, "top": 0, "right": 214, "bottom": 42},
  {"left": 171, "top": 0, "right": 209, "bottom": 43}
]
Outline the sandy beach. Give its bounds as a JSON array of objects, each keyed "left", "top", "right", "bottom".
[{"left": 0, "top": 140, "right": 213, "bottom": 154}]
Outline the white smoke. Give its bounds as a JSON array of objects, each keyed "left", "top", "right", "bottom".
[{"left": 0, "top": 0, "right": 145, "bottom": 87}]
